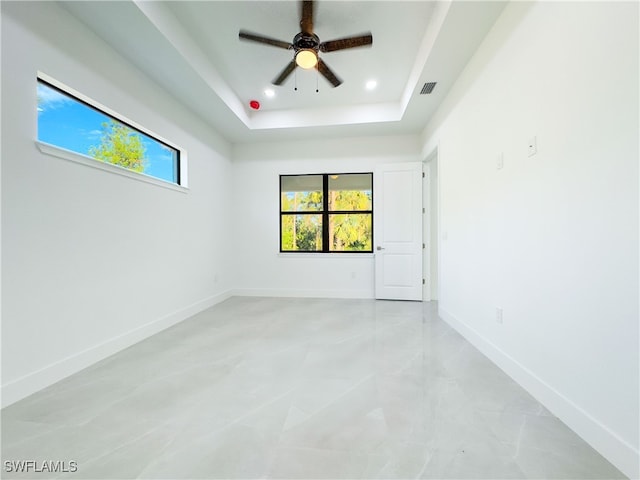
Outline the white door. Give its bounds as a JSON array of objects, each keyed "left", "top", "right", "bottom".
[{"left": 374, "top": 162, "right": 423, "bottom": 300}]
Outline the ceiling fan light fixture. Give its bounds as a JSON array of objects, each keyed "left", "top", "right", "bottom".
[
  {"left": 295, "top": 49, "right": 318, "bottom": 69},
  {"left": 238, "top": 1, "right": 373, "bottom": 87}
]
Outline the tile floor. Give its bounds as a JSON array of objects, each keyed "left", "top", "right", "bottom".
[{"left": 1, "top": 297, "right": 625, "bottom": 479}]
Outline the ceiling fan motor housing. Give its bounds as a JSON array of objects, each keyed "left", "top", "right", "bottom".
[{"left": 293, "top": 32, "right": 320, "bottom": 53}]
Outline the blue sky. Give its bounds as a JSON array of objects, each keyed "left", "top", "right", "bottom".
[{"left": 37, "top": 82, "right": 177, "bottom": 183}]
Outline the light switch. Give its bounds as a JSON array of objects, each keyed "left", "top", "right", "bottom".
[{"left": 497, "top": 152, "right": 504, "bottom": 170}]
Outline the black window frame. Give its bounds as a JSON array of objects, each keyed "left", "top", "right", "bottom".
[{"left": 279, "top": 172, "right": 373, "bottom": 253}]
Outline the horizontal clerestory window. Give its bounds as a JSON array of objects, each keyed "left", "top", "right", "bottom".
[
  {"left": 36, "top": 75, "right": 182, "bottom": 186},
  {"left": 280, "top": 173, "right": 373, "bottom": 253}
]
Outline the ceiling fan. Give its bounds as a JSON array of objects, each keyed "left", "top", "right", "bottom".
[{"left": 239, "top": 0, "right": 373, "bottom": 88}]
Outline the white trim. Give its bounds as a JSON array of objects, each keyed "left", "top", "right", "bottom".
[
  {"left": 233, "top": 288, "right": 374, "bottom": 300},
  {"left": 36, "top": 141, "right": 189, "bottom": 193},
  {"left": 439, "top": 307, "right": 640, "bottom": 479},
  {"left": 423, "top": 144, "right": 440, "bottom": 302},
  {"left": 0, "top": 290, "right": 232, "bottom": 408},
  {"left": 422, "top": 164, "right": 431, "bottom": 302},
  {"left": 277, "top": 253, "right": 374, "bottom": 259}
]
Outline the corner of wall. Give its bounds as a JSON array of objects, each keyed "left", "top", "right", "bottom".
[
  {"left": 439, "top": 306, "right": 640, "bottom": 479},
  {"left": 1, "top": 290, "right": 233, "bottom": 408}
]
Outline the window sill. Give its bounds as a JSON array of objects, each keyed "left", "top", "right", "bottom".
[
  {"left": 278, "top": 253, "right": 374, "bottom": 259},
  {"left": 36, "top": 141, "right": 189, "bottom": 193}
]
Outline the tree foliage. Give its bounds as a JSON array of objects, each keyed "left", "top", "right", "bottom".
[
  {"left": 281, "top": 188, "right": 372, "bottom": 251},
  {"left": 281, "top": 190, "right": 323, "bottom": 251},
  {"left": 329, "top": 190, "right": 372, "bottom": 251},
  {"left": 89, "top": 120, "right": 146, "bottom": 172}
]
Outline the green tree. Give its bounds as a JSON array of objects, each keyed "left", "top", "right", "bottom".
[
  {"left": 295, "top": 215, "right": 322, "bottom": 250},
  {"left": 281, "top": 190, "right": 323, "bottom": 251},
  {"left": 329, "top": 189, "right": 372, "bottom": 251},
  {"left": 89, "top": 120, "right": 146, "bottom": 172}
]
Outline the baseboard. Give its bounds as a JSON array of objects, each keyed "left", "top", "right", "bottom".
[
  {"left": 439, "top": 307, "right": 639, "bottom": 480},
  {"left": 233, "top": 287, "right": 374, "bottom": 299},
  {"left": 1, "top": 290, "right": 232, "bottom": 409}
]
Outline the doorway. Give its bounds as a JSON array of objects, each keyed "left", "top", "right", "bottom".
[{"left": 423, "top": 149, "right": 439, "bottom": 302}]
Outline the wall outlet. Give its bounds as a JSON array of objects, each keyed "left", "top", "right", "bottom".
[
  {"left": 528, "top": 136, "right": 537, "bottom": 157},
  {"left": 496, "top": 307, "right": 503, "bottom": 324},
  {"left": 497, "top": 152, "right": 504, "bottom": 170}
]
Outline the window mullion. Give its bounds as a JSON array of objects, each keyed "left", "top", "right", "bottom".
[{"left": 322, "top": 174, "right": 330, "bottom": 253}]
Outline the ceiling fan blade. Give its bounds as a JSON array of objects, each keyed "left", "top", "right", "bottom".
[
  {"left": 239, "top": 30, "right": 293, "bottom": 50},
  {"left": 319, "top": 33, "right": 373, "bottom": 53},
  {"left": 316, "top": 58, "right": 342, "bottom": 87},
  {"left": 273, "top": 60, "right": 297, "bottom": 86},
  {"left": 300, "top": 0, "right": 314, "bottom": 33}
]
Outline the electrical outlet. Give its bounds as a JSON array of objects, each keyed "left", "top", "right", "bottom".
[
  {"left": 496, "top": 307, "right": 503, "bottom": 324},
  {"left": 528, "top": 136, "right": 537, "bottom": 157},
  {"left": 497, "top": 152, "right": 504, "bottom": 170}
]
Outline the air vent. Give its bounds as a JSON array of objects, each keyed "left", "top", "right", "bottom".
[{"left": 420, "top": 82, "right": 437, "bottom": 95}]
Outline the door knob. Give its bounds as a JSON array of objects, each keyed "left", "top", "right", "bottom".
[{"left": 376, "top": 246, "right": 385, "bottom": 251}]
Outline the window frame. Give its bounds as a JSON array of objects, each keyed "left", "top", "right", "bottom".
[
  {"left": 279, "top": 172, "right": 373, "bottom": 253},
  {"left": 35, "top": 72, "right": 187, "bottom": 189}
]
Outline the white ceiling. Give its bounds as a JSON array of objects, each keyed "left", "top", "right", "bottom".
[{"left": 60, "top": 0, "right": 508, "bottom": 144}]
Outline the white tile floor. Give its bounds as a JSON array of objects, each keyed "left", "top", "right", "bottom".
[{"left": 1, "top": 297, "right": 625, "bottom": 479}]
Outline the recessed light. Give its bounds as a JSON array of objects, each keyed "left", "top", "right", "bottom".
[
  {"left": 264, "top": 88, "right": 275, "bottom": 98},
  {"left": 365, "top": 80, "right": 377, "bottom": 91}
]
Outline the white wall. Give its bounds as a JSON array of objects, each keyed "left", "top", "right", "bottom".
[
  {"left": 232, "top": 136, "right": 422, "bottom": 298},
  {"left": 421, "top": 1, "right": 639, "bottom": 477},
  {"left": 1, "top": 2, "right": 234, "bottom": 407}
]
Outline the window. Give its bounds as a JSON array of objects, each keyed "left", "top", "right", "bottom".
[
  {"left": 280, "top": 173, "right": 373, "bottom": 253},
  {"left": 37, "top": 76, "right": 181, "bottom": 185}
]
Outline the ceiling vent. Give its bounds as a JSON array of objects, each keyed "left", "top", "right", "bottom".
[{"left": 420, "top": 82, "right": 437, "bottom": 95}]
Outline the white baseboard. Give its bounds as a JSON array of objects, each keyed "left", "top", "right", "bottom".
[
  {"left": 1, "top": 290, "right": 232, "bottom": 409},
  {"left": 232, "top": 288, "right": 374, "bottom": 299},
  {"left": 439, "top": 307, "right": 639, "bottom": 480}
]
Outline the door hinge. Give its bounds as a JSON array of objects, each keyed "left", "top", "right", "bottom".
[
  {"left": 422, "top": 171, "right": 425, "bottom": 178},
  {"left": 422, "top": 207, "right": 425, "bottom": 214},
  {"left": 422, "top": 278, "right": 426, "bottom": 285},
  {"left": 422, "top": 243, "right": 426, "bottom": 249}
]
